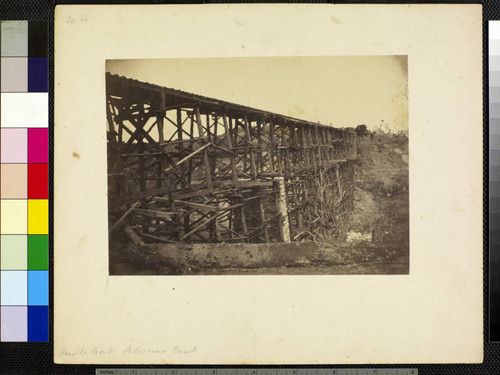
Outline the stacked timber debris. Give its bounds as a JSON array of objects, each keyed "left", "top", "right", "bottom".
[{"left": 106, "top": 73, "right": 358, "bottom": 245}]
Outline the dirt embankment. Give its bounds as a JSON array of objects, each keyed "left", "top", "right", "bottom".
[{"left": 345, "top": 133, "right": 409, "bottom": 272}]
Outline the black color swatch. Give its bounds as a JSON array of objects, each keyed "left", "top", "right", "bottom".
[{"left": 28, "top": 20, "right": 47, "bottom": 57}]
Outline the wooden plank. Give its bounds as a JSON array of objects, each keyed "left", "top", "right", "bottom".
[
  {"left": 222, "top": 115, "right": 238, "bottom": 182},
  {"left": 234, "top": 180, "right": 273, "bottom": 188},
  {"left": 206, "top": 113, "right": 212, "bottom": 142},
  {"left": 124, "top": 225, "right": 146, "bottom": 247},
  {"left": 246, "top": 212, "right": 281, "bottom": 237},
  {"left": 209, "top": 142, "right": 236, "bottom": 156},
  {"left": 184, "top": 211, "right": 211, "bottom": 230},
  {"left": 125, "top": 116, "right": 161, "bottom": 149},
  {"left": 174, "top": 199, "right": 245, "bottom": 213},
  {"left": 109, "top": 201, "right": 141, "bottom": 233},
  {"left": 270, "top": 119, "right": 283, "bottom": 175},
  {"left": 243, "top": 115, "right": 258, "bottom": 180},
  {"left": 176, "top": 108, "right": 188, "bottom": 189},
  {"left": 140, "top": 232, "right": 177, "bottom": 244},
  {"left": 195, "top": 106, "right": 213, "bottom": 191},
  {"left": 180, "top": 210, "right": 229, "bottom": 240},
  {"left": 171, "top": 186, "right": 229, "bottom": 200},
  {"left": 171, "top": 180, "right": 273, "bottom": 200},
  {"left": 160, "top": 137, "right": 203, "bottom": 145},
  {"left": 106, "top": 102, "right": 117, "bottom": 143},
  {"left": 122, "top": 186, "right": 172, "bottom": 202},
  {"left": 164, "top": 143, "right": 210, "bottom": 172},
  {"left": 134, "top": 208, "right": 176, "bottom": 220},
  {"left": 258, "top": 194, "right": 269, "bottom": 242},
  {"left": 173, "top": 200, "right": 218, "bottom": 212},
  {"left": 262, "top": 120, "right": 275, "bottom": 175}
]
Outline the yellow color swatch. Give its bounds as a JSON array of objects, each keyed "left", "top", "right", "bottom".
[
  {"left": 28, "top": 199, "right": 48, "bottom": 234},
  {"left": 1, "top": 200, "right": 27, "bottom": 234}
]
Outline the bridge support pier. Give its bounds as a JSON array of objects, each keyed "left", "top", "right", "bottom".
[{"left": 275, "top": 177, "right": 291, "bottom": 243}]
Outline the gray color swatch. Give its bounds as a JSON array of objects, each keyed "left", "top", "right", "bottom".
[
  {"left": 1, "top": 58, "right": 27, "bottom": 92},
  {"left": 1, "top": 21, "right": 28, "bottom": 57}
]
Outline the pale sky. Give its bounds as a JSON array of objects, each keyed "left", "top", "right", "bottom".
[{"left": 106, "top": 56, "right": 408, "bottom": 132}]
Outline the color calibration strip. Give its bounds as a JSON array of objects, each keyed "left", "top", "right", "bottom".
[
  {"left": 0, "top": 21, "right": 48, "bottom": 342},
  {"left": 490, "top": 21, "right": 500, "bottom": 342}
]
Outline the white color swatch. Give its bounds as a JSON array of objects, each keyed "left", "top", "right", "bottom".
[{"left": 1, "top": 93, "right": 48, "bottom": 128}]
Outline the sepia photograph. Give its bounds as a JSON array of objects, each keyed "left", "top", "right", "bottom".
[{"left": 106, "top": 56, "right": 409, "bottom": 275}]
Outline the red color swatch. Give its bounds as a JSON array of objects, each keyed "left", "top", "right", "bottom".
[{"left": 28, "top": 163, "right": 48, "bottom": 199}]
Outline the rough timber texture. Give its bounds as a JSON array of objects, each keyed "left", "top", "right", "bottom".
[{"left": 106, "top": 73, "right": 358, "bottom": 245}]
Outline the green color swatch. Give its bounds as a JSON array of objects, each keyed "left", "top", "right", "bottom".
[{"left": 28, "top": 235, "right": 48, "bottom": 270}]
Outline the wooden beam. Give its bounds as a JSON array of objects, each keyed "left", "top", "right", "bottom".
[
  {"left": 109, "top": 201, "right": 141, "bottom": 233},
  {"left": 243, "top": 115, "right": 258, "bottom": 180},
  {"left": 124, "top": 225, "right": 146, "bottom": 247},
  {"left": 140, "top": 232, "right": 177, "bottom": 243},
  {"left": 164, "top": 143, "right": 210, "bottom": 172},
  {"left": 173, "top": 200, "right": 218, "bottom": 212},
  {"left": 258, "top": 193, "right": 269, "bottom": 242},
  {"left": 195, "top": 106, "right": 213, "bottom": 191},
  {"left": 134, "top": 209, "right": 176, "bottom": 220},
  {"left": 180, "top": 210, "right": 229, "bottom": 240}
]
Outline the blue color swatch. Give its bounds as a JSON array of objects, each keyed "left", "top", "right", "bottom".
[
  {"left": 28, "top": 57, "right": 48, "bottom": 92},
  {"left": 28, "top": 270, "right": 48, "bottom": 305},
  {"left": 28, "top": 305, "right": 48, "bottom": 341}
]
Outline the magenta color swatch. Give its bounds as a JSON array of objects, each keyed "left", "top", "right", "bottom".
[
  {"left": 28, "top": 128, "right": 48, "bottom": 163},
  {"left": 1, "top": 128, "right": 27, "bottom": 163},
  {"left": 1, "top": 306, "right": 28, "bottom": 341}
]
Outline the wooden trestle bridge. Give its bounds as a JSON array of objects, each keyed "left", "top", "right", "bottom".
[{"left": 106, "top": 73, "right": 359, "bottom": 245}]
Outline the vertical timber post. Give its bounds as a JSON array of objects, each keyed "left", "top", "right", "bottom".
[
  {"left": 258, "top": 189, "right": 269, "bottom": 243},
  {"left": 244, "top": 114, "right": 258, "bottom": 180},
  {"left": 264, "top": 118, "right": 275, "bottom": 176},
  {"left": 195, "top": 106, "right": 213, "bottom": 192},
  {"left": 222, "top": 112, "right": 238, "bottom": 183}
]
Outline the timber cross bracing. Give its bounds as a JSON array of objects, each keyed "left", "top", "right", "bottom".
[{"left": 106, "top": 73, "right": 358, "bottom": 244}]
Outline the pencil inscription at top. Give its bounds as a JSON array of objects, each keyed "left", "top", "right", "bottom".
[{"left": 66, "top": 16, "right": 88, "bottom": 24}]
